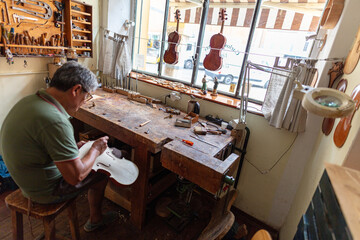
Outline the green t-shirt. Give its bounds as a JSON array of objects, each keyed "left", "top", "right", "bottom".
[{"left": 0, "top": 89, "right": 79, "bottom": 203}]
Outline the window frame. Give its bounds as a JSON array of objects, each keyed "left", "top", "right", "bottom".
[{"left": 131, "top": 0, "right": 320, "bottom": 105}]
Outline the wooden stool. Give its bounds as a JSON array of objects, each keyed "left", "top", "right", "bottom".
[
  {"left": 251, "top": 229, "right": 272, "bottom": 240},
  {"left": 5, "top": 189, "right": 80, "bottom": 240},
  {"left": 198, "top": 190, "right": 238, "bottom": 240}
]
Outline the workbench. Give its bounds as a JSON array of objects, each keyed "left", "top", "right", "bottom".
[{"left": 72, "top": 89, "right": 240, "bottom": 230}]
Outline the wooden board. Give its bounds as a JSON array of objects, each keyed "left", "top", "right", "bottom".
[
  {"left": 0, "top": 0, "right": 92, "bottom": 57},
  {"left": 161, "top": 140, "right": 239, "bottom": 194},
  {"left": 325, "top": 163, "right": 360, "bottom": 240}
]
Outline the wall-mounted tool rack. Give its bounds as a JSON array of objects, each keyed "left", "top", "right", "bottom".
[{"left": 0, "top": 0, "right": 92, "bottom": 58}]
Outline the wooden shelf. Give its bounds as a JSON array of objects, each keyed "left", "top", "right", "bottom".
[
  {"left": 72, "top": 19, "right": 91, "bottom": 25},
  {"left": 71, "top": 9, "right": 91, "bottom": 16},
  {"left": 325, "top": 163, "right": 360, "bottom": 240},
  {"left": 74, "top": 48, "right": 92, "bottom": 51},
  {"left": 72, "top": 39, "right": 91, "bottom": 43},
  {"left": 72, "top": 29, "right": 91, "bottom": 34},
  {"left": 0, "top": 44, "right": 66, "bottom": 49}
]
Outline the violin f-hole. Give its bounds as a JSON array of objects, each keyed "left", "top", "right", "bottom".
[{"left": 97, "top": 162, "right": 111, "bottom": 168}]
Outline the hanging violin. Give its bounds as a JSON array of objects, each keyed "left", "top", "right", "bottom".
[
  {"left": 203, "top": 9, "right": 227, "bottom": 71},
  {"left": 79, "top": 141, "right": 139, "bottom": 186},
  {"left": 164, "top": 9, "right": 181, "bottom": 65}
]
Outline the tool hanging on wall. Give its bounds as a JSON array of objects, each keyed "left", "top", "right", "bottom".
[
  {"left": 13, "top": 13, "right": 38, "bottom": 23},
  {"left": 11, "top": 0, "right": 53, "bottom": 19},
  {"left": 1, "top": 0, "right": 10, "bottom": 24},
  {"left": 1, "top": 7, "right": 5, "bottom": 22}
]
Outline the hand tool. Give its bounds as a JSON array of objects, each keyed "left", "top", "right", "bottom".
[
  {"left": 139, "top": 120, "right": 151, "bottom": 127},
  {"left": 1, "top": 7, "right": 5, "bottom": 22},
  {"left": 11, "top": 0, "right": 53, "bottom": 19},
  {"left": 175, "top": 137, "right": 193, "bottom": 146},
  {"left": 1, "top": 0, "right": 10, "bottom": 24},
  {"left": 13, "top": 13, "right": 38, "bottom": 23},
  {"left": 175, "top": 119, "right": 191, "bottom": 128},
  {"left": 190, "top": 135, "right": 218, "bottom": 148}
]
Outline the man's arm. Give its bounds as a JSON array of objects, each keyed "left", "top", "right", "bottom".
[{"left": 55, "top": 136, "right": 109, "bottom": 185}]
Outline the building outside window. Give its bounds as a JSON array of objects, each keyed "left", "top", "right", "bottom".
[{"left": 133, "top": 0, "right": 326, "bottom": 104}]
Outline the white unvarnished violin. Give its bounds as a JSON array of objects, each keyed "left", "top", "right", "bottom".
[{"left": 78, "top": 141, "right": 139, "bottom": 185}]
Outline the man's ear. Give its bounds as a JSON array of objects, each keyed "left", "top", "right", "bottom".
[{"left": 71, "top": 84, "right": 83, "bottom": 97}]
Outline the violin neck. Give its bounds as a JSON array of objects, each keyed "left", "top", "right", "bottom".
[
  {"left": 176, "top": 20, "right": 179, "bottom": 32},
  {"left": 220, "top": 21, "right": 225, "bottom": 34}
]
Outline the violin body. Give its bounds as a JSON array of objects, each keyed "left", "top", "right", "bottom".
[
  {"left": 203, "top": 33, "right": 226, "bottom": 71},
  {"left": 164, "top": 9, "right": 181, "bottom": 65},
  {"left": 203, "top": 9, "right": 227, "bottom": 72},
  {"left": 164, "top": 31, "right": 180, "bottom": 65},
  {"left": 79, "top": 141, "right": 139, "bottom": 186}
]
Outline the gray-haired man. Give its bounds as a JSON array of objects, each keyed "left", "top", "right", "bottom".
[{"left": 1, "top": 61, "right": 116, "bottom": 232}]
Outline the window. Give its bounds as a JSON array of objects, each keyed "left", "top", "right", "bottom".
[{"left": 133, "top": 0, "right": 326, "bottom": 104}]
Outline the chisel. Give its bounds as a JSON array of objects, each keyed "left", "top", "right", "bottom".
[
  {"left": 1, "top": 8, "right": 4, "bottom": 23},
  {"left": 190, "top": 135, "right": 218, "bottom": 148}
]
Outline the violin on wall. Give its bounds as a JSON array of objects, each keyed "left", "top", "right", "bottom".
[
  {"left": 203, "top": 9, "right": 227, "bottom": 71},
  {"left": 164, "top": 10, "right": 181, "bottom": 65}
]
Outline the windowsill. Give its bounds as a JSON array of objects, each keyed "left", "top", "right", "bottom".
[{"left": 129, "top": 71, "right": 264, "bottom": 116}]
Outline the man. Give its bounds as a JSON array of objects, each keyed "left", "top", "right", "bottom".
[{"left": 0, "top": 61, "right": 116, "bottom": 232}]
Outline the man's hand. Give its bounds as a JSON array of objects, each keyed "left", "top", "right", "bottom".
[
  {"left": 77, "top": 140, "right": 87, "bottom": 149},
  {"left": 91, "top": 136, "right": 109, "bottom": 156}
]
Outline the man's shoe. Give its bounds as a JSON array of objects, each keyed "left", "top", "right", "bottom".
[{"left": 84, "top": 211, "right": 118, "bottom": 232}]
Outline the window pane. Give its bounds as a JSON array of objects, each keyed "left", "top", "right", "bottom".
[
  {"left": 197, "top": 3, "right": 257, "bottom": 95},
  {"left": 133, "top": 0, "right": 166, "bottom": 74},
  {"left": 248, "top": 0, "right": 326, "bottom": 102},
  {"left": 161, "top": 2, "right": 203, "bottom": 83}
]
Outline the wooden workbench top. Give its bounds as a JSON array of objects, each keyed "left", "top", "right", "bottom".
[
  {"left": 73, "top": 89, "right": 239, "bottom": 194},
  {"left": 74, "top": 89, "right": 233, "bottom": 153}
]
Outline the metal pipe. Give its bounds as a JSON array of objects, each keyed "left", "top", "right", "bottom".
[
  {"left": 158, "top": 0, "right": 170, "bottom": 77},
  {"left": 190, "top": 0, "right": 209, "bottom": 87},
  {"left": 235, "top": 0, "right": 263, "bottom": 97}
]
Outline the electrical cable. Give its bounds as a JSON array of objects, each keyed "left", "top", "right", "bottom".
[{"left": 245, "top": 132, "right": 299, "bottom": 174}]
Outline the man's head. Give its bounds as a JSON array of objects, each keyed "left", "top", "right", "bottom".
[
  {"left": 50, "top": 61, "right": 98, "bottom": 93},
  {"left": 48, "top": 61, "right": 98, "bottom": 113}
]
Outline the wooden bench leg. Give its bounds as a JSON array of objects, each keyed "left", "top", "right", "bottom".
[
  {"left": 11, "top": 210, "right": 23, "bottom": 240},
  {"left": 43, "top": 217, "right": 56, "bottom": 240},
  {"left": 67, "top": 200, "right": 80, "bottom": 240}
]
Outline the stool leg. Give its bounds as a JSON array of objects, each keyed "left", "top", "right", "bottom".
[
  {"left": 11, "top": 210, "right": 23, "bottom": 240},
  {"left": 43, "top": 217, "right": 56, "bottom": 240},
  {"left": 67, "top": 200, "right": 80, "bottom": 240}
]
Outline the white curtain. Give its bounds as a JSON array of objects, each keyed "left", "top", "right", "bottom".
[{"left": 261, "top": 61, "right": 317, "bottom": 132}]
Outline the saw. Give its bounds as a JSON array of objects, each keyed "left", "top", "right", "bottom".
[{"left": 11, "top": 0, "right": 52, "bottom": 19}]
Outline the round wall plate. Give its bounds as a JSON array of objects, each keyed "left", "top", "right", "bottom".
[{"left": 344, "top": 26, "right": 360, "bottom": 74}]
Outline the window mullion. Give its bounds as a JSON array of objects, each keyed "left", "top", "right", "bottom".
[
  {"left": 158, "top": 0, "right": 171, "bottom": 78},
  {"left": 190, "top": 0, "right": 210, "bottom": 87},
  {"left": 235, "top": 0, "right": 263, "bottom": 97}
]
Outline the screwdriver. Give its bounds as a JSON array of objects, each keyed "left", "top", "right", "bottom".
[{"left": 175, "top": 136, "right": 194, "bottom": 146}]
